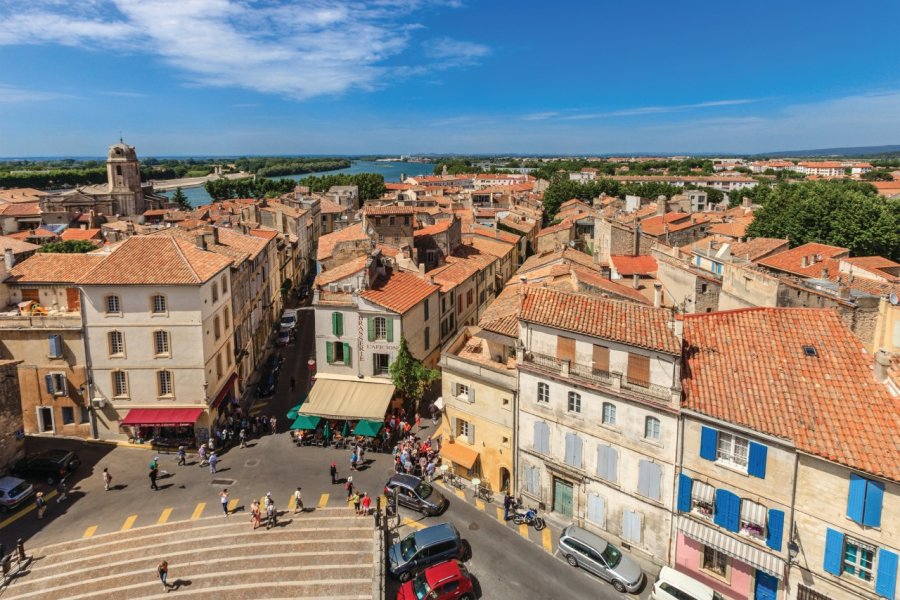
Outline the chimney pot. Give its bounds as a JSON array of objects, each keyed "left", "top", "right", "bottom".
[
  {"left": 195, "top": 234, "right": 206, "bottom": 250},
  {"left": 4, "top": 248, "right": 14, "bottom": 271},
  {"left": 653, "top": 282, "right": 663, "bottom": 308},
  {"left": 801, "top": 256, "right": 809, "bottom": 268},
  {"left": 874, "top": 349, "right": 891, "bottom": 384},
  {"left": 632, "top": 273, "right": 641, "bottom": 289}
]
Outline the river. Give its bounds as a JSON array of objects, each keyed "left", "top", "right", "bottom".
[{"left": 162, "top": 160, "right": 436, "bottom": 207}]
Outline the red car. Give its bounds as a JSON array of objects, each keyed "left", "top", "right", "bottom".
[{"left": 397, "top": 560, "right": 475, "bottom": 600}]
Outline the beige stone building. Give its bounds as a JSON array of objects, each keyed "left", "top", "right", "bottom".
[{"left": 0, "top": 360, "right": 25, "bottom": 473}]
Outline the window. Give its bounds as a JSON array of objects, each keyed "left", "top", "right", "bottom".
[
  {"left": 717, "top": 431, "right": 749, "bottom": 469},
  {"left": 151, "top": 294, "right": 167, "bottom": 314},
  {"left": 537, "top": 382, "right": 549, "bottom": 403},
  {"left": 691, "top": 480, "right": 715, "bottom": 518},
  {"left": 564, "top": 432, "right": 583, "bottom": 468},
  {"left": 586, "top": 494, "right": 606, "bottom": 528},
  {"left": 48, "top": 334, "right": 63, "bottom": 358},
  {"left": 602, "top": 402, "right": 616, "bottom": 426},
  {"left": 622, "top": 510, "right": 641, "bottom": 544},
  {"left": 374, "top": 317, "right": 387, "bottom": 340},
  {"left": 847, "top": 474, "right": 884, "bottom": 527},
  {"left": 423, "top": 298, "right": 429, "bottom": 320},
  {"left": 523, "top": 465, "right": 540, "bottom": 495},
  {"left": 157, "top": 370, "right": 173, "bottom": 396},
  {"left": 211, "top": 281, "right": 219, "bottom": 303},
  {"left": 226, "top": 341, "right": 232, "bottom": 367},
  {"left": 456, "top": 418, "right": 471, "bottom": 440},
  {"left": 223, "top": 307, "right": 230, "bottom": 331},
  {"left": 44, "top": 372, "right": 67, "bottom": 396},
  {"left": 702, "top": 546, "right": 728, "bottom": 578},
  {"left": 627, "top": 352, "right": 650, "bottom": 387},
  {"left": 373, "top": 353, "right": 390, "bottom": 375},
  {"left": 556, "top": 335, "right": 575, "bottom": 363},
  {"left": 533, "top": 421, "right": 550, "bottom": 454},
  {"left": 105, "top": 295, "right": 120, "bottom": 314},
  {"left": 61, "top": 407, "right": 75, "bottom": 425},
  {"left": 842, "top": 538, "right": 875, "bottom": 582},
  {"left": 424, "top": 327, "right": 430, "bottom": 351},
  {"left": 453, "top": 383, "right": 470, "bottom": 399},
  {"left": 112, "top": 371, "right": 128, "bottom": 396},
  {"left": 645, "top": 416, "right": 661, "bottom": 441},
  {"left": 326, "top": 341, "right": 351, "bottom": 366},
  {"left": 596, "top": 445, "right": 618, "bottom": 483},
  {"left": 466, "top": 290, "right": 473, "bottom": 306},
  {"left": 216, "top": 353, "right": 223, "bottom": 380},
  {"left": 592, "top": 344, "right": 609, "bottom": 374},
  {"left": 80, "top": 407, "right": 90, "bottom": 424},
  {"left": 739, "top": 499, "right": 767, "bottom": 539},
  {"left": 637, "top": 460, "right": 661, "bottom": 501},
  {"left": 457, "top": 295, "right": 462, "bottom": 314},
  {"left": 331, "top": 312, "right": 343, "bottom": 336},
  {"left": 214, "top": 316, "right": 221, "bottom": 340},
  {"left": 108, "top": 331, "right": 125, "bottom": 356},
  {"left": 567, "top": 391, "right": 581, "bottom": 413},
  {"left": 221, "top": 275, "right": 227, "bottom": 293},
  {"left": 153, "top": 330, "right": 170, "bottom": 356}
]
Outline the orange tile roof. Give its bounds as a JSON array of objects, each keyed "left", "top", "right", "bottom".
[
  {"left": 709, "top": 220, "right": 751, "bottom": 238},
  {"left": 8, "top": 253, "right": 105, "bottom": 284},
  {"left": 360, "top": 270, "right": 437, "bottom": 314},
  {"left": 683, "top": 308, "right": 900, "bottom": 481},
  {"left": 464, "top": 223, "right": 521, "bottom": 244},
  {"left": 570, "top": 267, "right": 652, "bottom": 305},
  {"left": 363, "top": 204, "right": 416, "bottom": 216},
  {"left": 60, "top": 228, "right": 102, "bottom": 241},
  {"left": 498, "top": 216, "right": 536, "bottom": 234},
  {"left": 466, "top": 236, "right": 514, "bottom": 259},
  {"left": 0, "top": 188, "right": 42, "bottom": 203},
  {"left": 641, "top": 212, "right": 714, "bottom": 236},
  {"left": 216, "top": 227, "right": 270, "bottom": 260},
  {"left": 520, "top": 286, "right": 680, "bottom": 354},
  {"left": 536, "top": 218, "right": 573, "bottom": 238},
  {"left": 414, "top": 220, "right": 453, "bottom": 238},
  {"left": 519, "top": 247, "right": 597, "bottom": 274},
  {"left": 79, "top": 236, "right": 232, "bottom": 285},
  {"left": 317, "top": 223, "right": 369, "bottom": 261},
  {"left": 318, "top": 197, "right": 346, "bottom": 215},
  {"left": 0, "top": 235, "right": 39, "bottom": 254},
  {"left": 727, "top": 238, "right": 790, "bottom": 262},
  {"left": 0, "top": 201, "right": 41, "bottom": 217},
  {"left": 610, "top": 254, "right": 658, "bottom": 276},
  {"left": 315, "top": 256, "right": 368, "bottom": 287},
  {"left": 757, "top": 242, "right": 849, "bottom": 277},
  {"left": 843, "top": 256, "right": 900, "bottom": 280},
  {"left": 248, "top": 229, "right": 278, "bottom": 241}
]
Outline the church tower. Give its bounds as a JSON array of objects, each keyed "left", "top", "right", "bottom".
[{"left": 106, "top": 140, "right": 145, "bottom": 214}]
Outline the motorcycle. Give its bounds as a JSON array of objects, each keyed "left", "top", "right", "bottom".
[{"left": 513, "top": 503, "right": 546, "bottom": 530}]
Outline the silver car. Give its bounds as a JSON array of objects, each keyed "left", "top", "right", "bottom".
[{"left": 558, "top": 525, "right": 644, "bottom": 593}]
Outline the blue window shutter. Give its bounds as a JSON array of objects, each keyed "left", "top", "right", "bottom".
[
  {"left": 596, "top": 446, "right": 608, "bottom": 479},
  {"left": 700, "top": 426, "right": 718, "bottom": 461},
  {"left": 48, "top": 334, "right": 61, "bottom": 358},
  {"left": 533, "top": 421, "right": 542, "bottom": 452},
  {"left": 766, "top": 509, "right": 784, "bottom": 551},
  {"left": 44, "top": 374, "right": 54, "bottom": 394},
  {"left": 876, "top": 548, "right": 898, "bottom": 600},
  {"left": 714, "top": 489, "right": 729, "bottom": 529},
  {"left": 564, "top": 433, "right": 574, "bottom": 465},
  {"left": 609, "top": 446, "right": 618, "bottom": 483},
  {"left": 863, "top": 480, "right": 884, "bottom": 528},
  {"left": 748, "top": 442, "right": 768, "bottom": 479},
  {"left": 574, "top": 435, "right": 583, "bottom": 469},
  {"left": 715, "top": 489, "right": 740, "bottom": 532},
  {"left": 846, "top": 474, "right": 867, "bottom": 524},
  {"left": 677, "top": 474, "right": 693, "bottom": 512},
  {"left": 823, "top": 528, "right": 844, "bottom": 576},
  {"left": 727, "top": 491, "right": 741, "bottom": 532}
]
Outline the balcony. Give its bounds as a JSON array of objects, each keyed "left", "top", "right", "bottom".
[{"left": 523, "top": 351, "right": 676, "bottom": 403}]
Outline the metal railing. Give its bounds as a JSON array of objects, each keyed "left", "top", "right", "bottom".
[{"left": 1, "top": 539, "right": 31, "bottom": 590}]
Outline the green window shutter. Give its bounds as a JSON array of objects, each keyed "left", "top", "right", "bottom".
[
  {"left": 336, "top": 312, "right": 343, "bottom": 337},
  {"left": 343, "top": 343, "right": 352, "bottom": 366},
  {"left": 326, "top": 341, "right": 334, "bottom": 363},
  {"left": 367, "top": 318, "right": 375, "bottom": 342},
  {"left": 386, "top": 319, "right": 394, "bottom": 343}
]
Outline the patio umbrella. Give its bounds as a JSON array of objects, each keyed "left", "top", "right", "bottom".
[
  {"left": 323, "top": 421, "right": 331, "bottom": 440},
  {"left": 341, "top": 420, "right": 351, "bottom": 437},
  {"left": 286, "top": 394, "right": 307, "bottom": 419},
  {"left": 290, "top": 415, "right": 321, "bottom": 430}
]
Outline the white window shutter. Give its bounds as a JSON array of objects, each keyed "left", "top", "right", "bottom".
[
  {"left": 467, "top": 423, "right": 475, "bottom": 445},
  {"left": 587, "top": 494, "right": 606, "bottom": 528},
  {"left": 564, "top": 432, "right": 573, "bottom": 465},
  {"left": 597, "top": 446, "right": 608, "bottom": 480},
  {"left": 467, "top": 386, "right": 474, "bottom": 403},
  {"left": 574, "top": 435, "right": 583, "bottom": 469},
  {"left": 450, "top": 416, "right": 457, "bottom": 437},
  {"left": 451, "top": 382, "right": 458, "bottom": 396}
]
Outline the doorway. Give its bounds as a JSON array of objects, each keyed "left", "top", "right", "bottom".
[
  {"left": 37, "top": 407, "right": 54, "bottom": 432},
  {"left": 499, "top": 467, "right": 511, "bottom": 493},
  {"left": 553, "top": 477, "right": 574, "bottom": 517},
  {"left": 754, "top": 571, "right": 778, "bottom": 600}
]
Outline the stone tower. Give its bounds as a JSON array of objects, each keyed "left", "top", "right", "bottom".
[{"left": 106, "top": 141, "right": 145, "bottom": 214}]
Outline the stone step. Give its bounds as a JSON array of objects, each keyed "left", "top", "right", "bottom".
[{"left": 15, "top": 562, "right": 374, "bottom": 600}]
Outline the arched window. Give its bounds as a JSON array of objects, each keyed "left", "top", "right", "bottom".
[
  {"left": 157, "top": 371, "right": 173, "bottom": 396},
  {"left": 151, "top": 294, "right": 167, "bottom": 314},
  {"left": 645, "top": 416, "right": 661, "bottom": 441},
  {"left": 108, "top": 331, "right": 124, "bottom": 356},
  {"left": 602, "top": 402, "right": 616, "bottom": 426}
]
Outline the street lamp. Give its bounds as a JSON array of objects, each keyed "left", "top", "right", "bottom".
[{"left": 788, "top": 541, "right": 800, "bottom": 564}]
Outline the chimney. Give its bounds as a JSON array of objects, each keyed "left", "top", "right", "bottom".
[
  {"left": 838, "top": 285, "right": 851, "bottom": 300},
  {"left": 195, "top": 234, "right": 207, "bottom": 250},
  {"left": 4, "top": 248, "right": 14, "bottom": 271},
  {"left": 874, "top": 349, "right": 891, "bottom": 384},
  {"left": 212, "top": 227, "right": 219, "bottom": 245},
  {"left": 801, "top": 256, "right": 809, "bottom": 268},
  {"left": 821, "top": 267, "right": 829, "bottom": 279},
  {"left": 742, "top": 196, "right": 751, "bottom": 208},
  {"left": 656, "top": 196, "right": 666, "bottom": 216},
  {"left": 632, "top": 273, "right": 641, "bottom": 289},
  {"left": 632, "top": 223, "right": 641, "bottom": 255},
  {"left": 653, "top": 283, "right": 662, "bottom": 308}
]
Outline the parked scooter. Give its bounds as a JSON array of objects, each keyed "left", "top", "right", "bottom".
[{"left": 513, "top": 501, "right": 546, "bottom": 530}]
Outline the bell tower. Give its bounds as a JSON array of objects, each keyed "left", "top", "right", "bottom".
[{"left": 106, "top": 140, "right": 141, "bottom": 194}]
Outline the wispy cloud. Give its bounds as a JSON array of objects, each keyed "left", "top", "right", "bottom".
[
  {"left": 558, "top": 98, "right": 760, "bottom": 120},
  {"left": 521, "top": 111, "right": 560, "bottom": 121},
  {"left": 0, "top": 0, "right": 488, "bottom": 100},
  {"left": 100, "top": 91, "right": 147, "bottom": 98},
  {"left": 0, "top": 84, "right": 77, "bottom": 103}
]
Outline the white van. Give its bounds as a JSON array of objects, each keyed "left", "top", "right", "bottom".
[{"left": 650, "top": 567, "right": 725, "bottom": 600}]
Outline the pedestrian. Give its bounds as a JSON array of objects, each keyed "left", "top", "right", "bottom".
[
  {"left": 270, "top": 416, "right": 277, "bottom": 434},
  {"left": 176, "top": 446, "right": 186, "bottom": 466},
  {"left": 503, "top": 492, "right": 514, "bottom": 521},
  {"left": 345, "top": 476, "right": 354, "bottom": 499},
  {"left": 239, "top": 428, "right": 247, "bottom": 449},
  {"left": 293, "top": 487, "right": 303, "bottom": 514},
  {"left": 103, "top": 468, "right": 112, "bottom": 491},
  {"left": 429, "top": 403, "right": 439, "bottom": 425},
  {"left": 290, "top": 376, "right": 296, "bottom": 392},
  {"left": 358, "top": 443, "right": 365, "bottom": 464},
  {"left": 330, "top": 461, "right": 337, "bottom": 484},
  {"left": 208, "top": 452, "right": 219, "bottom": 475},
  {"left": 350, "top": 451, "right": 357, "bottom": 471},
  {"left": 198, "top": 444, "right": 208, "bottom": 467},
  {"left": 56, "top": 480, "right": 67, "bottom": 503},
  {"left": 250, "top": 500, "right": 261, "bottom": 530},
  {"left": 361, "top": 492, "right": 371, "bottom": 516},
  {"left": 207, "top": 437, "right": 215, "bottom": 453},
  {"left": 157, "top": 560, "right": 169, "bottom": 592},
  {"left": 149, "top": 466, "right": 159, "bottom": 491},
  {"left": 350, "top": 490, "right": 360, "bottom": 515},
  {"left": 415, "top": 414, "right": 421, "bottom": 431},
  {"left": 220, "top": 489, "right": 229, "bottom": 517},
  {"left": 35, "top": 491, "right": 47, "bottom": 519},
  {"left": 425, "top": 461, "right": 436, "bottom": 482},
  {"left": 265, "top": 495, "right": 276, "bottom": 530},
  {"left": 149, "top": 456, "right": 159, "bottom": 471}
]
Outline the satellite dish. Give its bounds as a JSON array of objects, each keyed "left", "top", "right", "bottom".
[{"left": 891, "top": 293, "right": 899, "bottom": 306}]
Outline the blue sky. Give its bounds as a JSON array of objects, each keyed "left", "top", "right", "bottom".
[{"left": 0, "top": 0, "right": 898, "bottom": 157}]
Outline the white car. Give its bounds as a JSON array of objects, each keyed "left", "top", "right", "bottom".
[
  {"left": 280, "top": 309, "right": 298, "bottom": 330},
  {"left": 0, "top": 476, "right": 34, "bottom": 513}
]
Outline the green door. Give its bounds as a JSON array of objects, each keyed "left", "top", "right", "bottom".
[{"left": 553, "top": 478, "right": 574, "bottom": 517}]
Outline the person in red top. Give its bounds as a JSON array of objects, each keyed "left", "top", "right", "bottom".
[{"left": 361, "top": 492, "right": 371, "bottom": 516}]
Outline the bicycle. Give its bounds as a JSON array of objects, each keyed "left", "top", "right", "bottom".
[
  {"left": 472, "top": 479, "right": 494, "bottom": 503},
  {"left": 445, "top": 472, "right": 466, "bottom": 489}
]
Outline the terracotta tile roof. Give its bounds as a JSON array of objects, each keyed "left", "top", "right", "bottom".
[
  {"left": 757, "top": 242, "right": 849, "bottom": 277},
  {"left": 249, "top": 229, "right": 278, "bottom": 241},
  {"left": 679, "top": 235, "right": 733, "bottom": 256},
  {"left": 640, "top": 212, "right": 714, "bottom": 236},
  {"left": 843, "top": 256, "right": 900, "bottom": 280},
  {"left": 318, "top": 197, "right": 346, "bottom": 215},
  {"left": 727, "top": 238, "right": 790, "bottom": 262},
  {"left": 499, "top": 216, "right": 536, "bottom": 234},
  {"left": 217, "top": 227, "right": 270, "bottom": 260},
  {"left": 560, "top": 198, "right": 590, "bottom": 210},
  {"left": 79, "top": 236, "right": 232, "bottom": 285},
  {"left": 60, "top": 228, "right": 102, "bottom": 241},
  {"left": 519, "top": 247, "right": 596, "bottom": 274},
  {"left": 570, "top": 267, "right": 652, "bottom": 305},
  {"left": 536, "top": 218, "right": 573, "bottom": 238},
  {"left": 0, "top": 235, "right": 39, "bottom": 254},
  {"left": 385, "top": 183, "right": 413, "bottom": 191},
  {"left": 463, "top": 223, "right": 520, "bottom": 244},
  {"left": 478, "top": 285, "right": 523, "bottom": 338},
  {"left": 709, "top": 220, "right": 751, "bottom": 238},
  {"left": 610, "top": 255, "right": 658, "bottom": 276},
  {"left": 315, "top": 256, "right": 368, "bottom": 287},
  {"left": 683, "top": 308, "right": 900, "bottom": 481},
  {"left": 363, "top": 204, "right": 416, "bottom": 216},
  {"left": 30, "top": 227, "right": 59, "bottom": 238},
  {"left": 9, "top": 253, "right": 105, "bottom": 283},
  {"left": 0, "top": 201, "right": 41, "bottom": 217},
  {"left": 414, "top": 220, "right": 453, "bottom": 238},
  {"left": 376, "top": 244, "right": 400, "bottom": 258},
  {"left": 150, "top": 227, "right": 247, "bottom": 264},
  {"left": 429, "top": 258, "right": 481, "bottom": 292},
  {"left": 317, "top": 223, "right": 369, "bottom": 261},
  {"left": 0, "top": 188, "right": 42, "bottom": 203},
  {"left": 359, "top": 270, "right": 437, "bottom": 314},
  {"left": 466, "top": 236, "right": 514, "bottom": 259},
  {"left": 521, "top": 286, "right": 679, "bottom": 354}
]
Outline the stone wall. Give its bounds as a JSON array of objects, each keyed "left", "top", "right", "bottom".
[{"left": 0, "top": 361, "right": 25, "bottom": 473}]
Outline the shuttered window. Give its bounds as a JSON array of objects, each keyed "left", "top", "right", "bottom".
[
  {"left": 637, "top": 460, "right": 661, "bottom": 501},
  {"left": 523, "top": 465, "right": 540, "bottom": 495},
  {"left": 21, "top": 288, "right": 39, "bottom": 303},
  {"left": 592, "top": 344, "right": 610, "bottom": 373},
  {"left": 596, "top": 445, "right": 618, "bottom": 483},
  {"left": 627, "top": 353, "right": 650, "bottom": 386},
  {"left": 332, "top": 312, "right": 344, "bottom": 337},
  {"left": 622, "top": 510, "right": 641, "bottom": 543},
  {"left": 556, "top": 336, "right": 575, "bottom": 363},
  {"left": 586, "top": 494, "right": 605, "bottom": 528},
  {"left": 847, "top": 474, "right": 884, "bottom": 528},
  {"left": 564, "top": 432, "right": 583, "bottom": 469},
  {"left": 533, "top": 421, "right": 550, "bottom": 454},
  {"left": 48, "top": 334, "right": 63, "bottom": 358}
]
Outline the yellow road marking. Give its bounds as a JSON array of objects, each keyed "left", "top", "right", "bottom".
[
  {"left": 475, "top": 498, "right": 485, "bottom": 511},
  {"left": 496, "top": 507, "right": 505, "bottom": 523},
  {"left": 518, "top": 523, "right": 529, "bottom": 538},
  {"left": 0, "top": 490, "right": 57, "bottom": 529},
  {"left": 288, "top": 495, "right": 296, "bottom": 510},
  {"left": 401, "top": 518, "right": 426, "bottom": 530},
  {"left": 121, "top": 515, "right": 138, "bottom": 532},
  {"left": 317, "top": 493, "right": 329, "bottom": 508},
  {"left": 454, "top": 489, "right": 466, "bottom": 500},
  {"left": 227, "top": 499, "right": 239, "bottom": 513},
  {"left": 542, "top": 528, "right": 552, "bottom": 553},
  {"left": 191, "top": 502, "right": 206, "bottom": 520},
  {"left": 157, "top": 508, "right": 172, "bottom": 525},
  {"left": 83, "top": 525, "right": 97, "bottom": 539}
]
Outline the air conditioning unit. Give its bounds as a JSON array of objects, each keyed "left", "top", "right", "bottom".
[
  {"left": 342, "top": 284, "right": 353, "bottom": 293},
  {"left": 91, "top": 398, "right": 107, "bottom": 409}
]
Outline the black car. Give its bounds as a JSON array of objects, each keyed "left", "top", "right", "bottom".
[
  {"left": 13, "top": 449, "right": 81, "bottom": 484},
  {"left": 384, "top": 474, "right": 449, "bottom": 516},
  {"left": 257, "top": 371, "right": 276, "bottom": 397}
]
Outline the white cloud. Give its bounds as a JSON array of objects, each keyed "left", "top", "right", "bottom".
[
  {"left": 557, "top": 98, "right": 760, "bottom": 121},
  {"left": 0, "top": 0, "right": 488, "bottom": 99},
  {"left": 0, "top": 84, "right": 77, "bottom": 102}
]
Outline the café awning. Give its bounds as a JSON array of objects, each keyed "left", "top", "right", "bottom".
[
  {"left": 353, "top": 419, "right": 384, "bottom": 437},
  {"left": 121, "top": 408, "right": 204, "bottom": 427},
  {"left": 440, "top": 442, "right": 480, "bottom": 470},
  {"left": 298, "top": 377, "right": 394, "bottom": 421},
  {"left": 290, "top": 415, "right": 321, "bottom": 430},
  {"left": 677, "top": 516, "right": 784, "bottom": 579}
]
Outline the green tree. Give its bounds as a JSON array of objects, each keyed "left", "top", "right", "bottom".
[
  {"left": 389, "top": 337, "right": 440, "bottom": 409},
  {"left": 861, "top": 170, "right": 895, "bottom": 181},
  {"left": 38, "top": 240, "right": 98, "bottom": 254},
  {"left": 170, "top": 187, "right": 191, "bottom": 210}
]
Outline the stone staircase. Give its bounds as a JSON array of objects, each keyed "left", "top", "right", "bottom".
[{"left": 7, "top": 507, "right": 376, "bottom": 599}]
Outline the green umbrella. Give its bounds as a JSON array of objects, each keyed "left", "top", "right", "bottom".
[
  {"left": 290, "top": 415, "right": 320, "bottom": 430},
  {"left": 286, "top": 395, "right": 307, "bottom": 419},
  {"left": 323, "top": 421, "right": 331, "bottom": 440},
  {"left": 353, "top": 419, "right": 384, "bottom": 437},
  {"left": 342, "top": 420, "right": 351, "bottom": 437}
]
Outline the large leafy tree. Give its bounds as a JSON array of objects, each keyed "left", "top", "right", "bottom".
[
  {"left": 170, "top": 187, "right": 191, "bottom": 210},
  {"left": 389, "top": 337, "right": 440, "bottom": 409},
  {"left": 38, "top": 240, "right": 98, "bottom": 253}
]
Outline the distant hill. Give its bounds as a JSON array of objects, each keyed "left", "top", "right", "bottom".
[{"left": 754, "top": 144, "right": 900, "bottom": 159}]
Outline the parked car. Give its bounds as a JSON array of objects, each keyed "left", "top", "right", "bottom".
[
  {"left": 12, "top": 449, "right": 81, "bottom": 485},
  {"left": 280, "top": 309, "right": 298, "bottom": 330},
  {"left": 651, "top": 566, "right": 724, "bottom": 600},
  {"left": 296, "top": 285, "right": 310, "bottom": 300},
  {"left": 389, "top": 523, "right": 465, "bottom": 582},
  {"left": 558, "top": 525, "right": 644, "bottom": 593},
  {"left": 0, "top": 476, "right": 34, "bottom": 513},
  {"left": 397, "top": 560, "right": 474, "bottom": 600},
  {"left": 257, "top": 372, "right": 276, "bottom": 397},
  {"left": 384, "top": 474, "right": 448, "bottom": 516},
  {"left": 275, "top": 329, "right": 291, "bottom": 347}
]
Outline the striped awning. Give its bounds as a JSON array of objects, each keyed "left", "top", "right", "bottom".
[{"left": 678, "top": 516, "right": 784, "bottom": 579}]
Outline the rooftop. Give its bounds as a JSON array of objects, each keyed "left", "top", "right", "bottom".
[
  {"left": 60, "top": 228, "right": 102, "bottom": 242},
  {"left": 756, "top": 242, "right": 849, "bottom": 278},
  {"left": 315, "top": 256, "right": 368, "bottom": 287},
  {"left": 360, "top": 270, "right": 438, "bottom": 314},
  {"left": 8, "top": 253, "right": 106, "bottom": 284},
  {"left": 726, "top": 238, "right": 790, "bottom": 262},
  {"left": 317, "top": 223, "right": 369, "bottom": 261},
  {"left": 610, "top": 254, "right": 658, "bottom": 277}
]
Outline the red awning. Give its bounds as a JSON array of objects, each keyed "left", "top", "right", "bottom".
[
  {"left": 120, "top": 408, "right": 204, "bottom": 427},
  {"left": 209, "top": 374, "right": 237, "bottom": 411}
]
